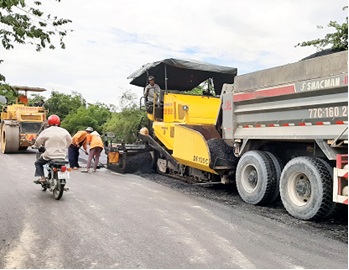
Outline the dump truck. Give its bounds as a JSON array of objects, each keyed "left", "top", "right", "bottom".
[
  {"left": 106, "top": 52, "right": 348, "bottom": 220},
  {"left": 221, "top": 51, "right": 348, "bottom": 220},
  {"left": 1, "top": 86, "right": 48, "bottom": 153}
]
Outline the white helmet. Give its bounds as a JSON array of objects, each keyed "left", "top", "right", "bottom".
[
  {"left": 85, "top": 127, "right": 93, "bottom": 132},
  {"left": 91, "top": 131, "right": 100, "bottom": 137}
]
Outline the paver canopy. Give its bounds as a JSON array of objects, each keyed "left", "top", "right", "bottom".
[{"left": 128, "top": 58, "right": 237, "bottom": 95}]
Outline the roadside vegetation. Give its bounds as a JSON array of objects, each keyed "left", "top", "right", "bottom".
[{"left": 0, "top": 87, "right": 145, "bottom": 142}]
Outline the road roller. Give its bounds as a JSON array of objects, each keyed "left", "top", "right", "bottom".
[{"left": 1, "top": 86, "right": 48, "bottom": 153}]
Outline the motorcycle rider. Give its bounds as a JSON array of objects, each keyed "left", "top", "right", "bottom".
[{"left": 33, "top": 115, "right": 72, "bottom": 184}]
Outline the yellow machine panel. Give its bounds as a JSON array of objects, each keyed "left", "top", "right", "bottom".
[
  {"left": 152, "top": 122, "right": 175, "bottom": 150},
  {"left": 151, "top": 93, "right": 221, "bottom": 153},
  {"left": 162, "top": 93, "right": 220, "bottom": 124},
  {"left": 1, "top": 104, "right": 44, "bottom": 122},
  {"left": 172, "top": 125, "right": 217, "bottom": 174}
]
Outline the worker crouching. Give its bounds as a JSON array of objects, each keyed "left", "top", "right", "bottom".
[
  {"left": 81, "top": 131, "right": 104, "bottom": 173},
  {"left": 68, "top": 127, "right": 93, "bottom": 169}
]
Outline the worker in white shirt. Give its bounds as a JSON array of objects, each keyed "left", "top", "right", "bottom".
[
  {"left": 144, "top": 75, "right": 161, "bottom": 104},
  {"left": 33, "top": 115, "right": 72, "bottom": 184}
]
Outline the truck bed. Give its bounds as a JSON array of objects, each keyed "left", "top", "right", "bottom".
[{"left": 222, "top": 51, "right": 348, "bottom": 156}]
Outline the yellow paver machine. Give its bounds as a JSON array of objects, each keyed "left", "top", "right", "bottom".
[
  {"left": 105, "top": 58, "right": 238, "bottom": 183},
  {"left": 0, "top": 86, "right": 47, "bottom": 153}
]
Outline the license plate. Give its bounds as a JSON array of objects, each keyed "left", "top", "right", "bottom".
[{"left": 58, "top": 171, "right": 70, "bottom": 179}]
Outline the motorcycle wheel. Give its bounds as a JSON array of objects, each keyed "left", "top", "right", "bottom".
[{"left": 53, "top": 182, "right": 64, "bottom": 200}]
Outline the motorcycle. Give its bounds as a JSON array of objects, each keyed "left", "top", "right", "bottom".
[{"left": 35, "top": 146, "right": 71, "bottom": 200}]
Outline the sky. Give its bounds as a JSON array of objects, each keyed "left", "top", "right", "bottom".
[{"left": 0, "top": 0, "right": 347, "bottom": 106}]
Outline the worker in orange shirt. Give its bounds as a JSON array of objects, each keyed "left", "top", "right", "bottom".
[
  {"left": 68, "top": 127, "right": 93, "bottom": 170},
  {"left": 81, "top": 131, "right": 104, "bottom": 173}
]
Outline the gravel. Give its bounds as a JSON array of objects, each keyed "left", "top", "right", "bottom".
[
  {"left": 207, "top": 138, "right": 238, "bottom": 166},
  {"left": 301, "top": 48, "right": 345, "bottom": 61}
]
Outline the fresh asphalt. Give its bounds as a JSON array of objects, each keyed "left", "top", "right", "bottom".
[{"left": 0, "top": 148, "right": 347, "bottom": 269}]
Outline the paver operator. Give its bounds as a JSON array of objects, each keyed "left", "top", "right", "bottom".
[{"left": 144, "top": 75, "right": 161, "bottom": 104}]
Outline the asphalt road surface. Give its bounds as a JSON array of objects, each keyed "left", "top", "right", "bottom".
[{"left": 0, "top": 149, "right": 347, "bottom": 269}]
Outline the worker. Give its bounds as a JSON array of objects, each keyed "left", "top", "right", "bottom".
[
  {"left": 33, "top": 115, "right": 72, "bottom": 184},
  {"left": 81, "top": 131, "right": 104, "bottom": 173},
  {"left": 68, "top": 127, "right": 93, "bottom": 170},
  {"left": 34, "top": 99, "right": 45, "bottom": 108},
  {"left": 144, "top": 75, "right": 161, "bottom": 104}
]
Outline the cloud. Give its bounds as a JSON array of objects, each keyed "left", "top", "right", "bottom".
[{"left": 1, "top": 0, "right": 347, "bottom": 105}]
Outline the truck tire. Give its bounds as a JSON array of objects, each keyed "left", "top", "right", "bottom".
[
  {"left": 1, "top": 124, "right": 20, "bottom": 153},
  {"left": 316, "top": 158, "right": 338, "bottom": 218},
  {"left": 236, "top": 151, "right": 277, "bottom": 205},
  {"left": 265, "top": 151, "right": 284, "bottom": 203},
  {"left": 280, "top": 157, "right": 333, "bottom": 220}
]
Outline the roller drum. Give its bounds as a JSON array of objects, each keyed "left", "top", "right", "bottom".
[{"left": 1, "top": 124, "right": 20, "bottom": 153}]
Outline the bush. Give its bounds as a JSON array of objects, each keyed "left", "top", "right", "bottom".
[
  {"left": 61, "top": 103, "right": 112, "bottom": 135},
  {"left": 103, "top": 90, "right": 146, "bottom": 143}
]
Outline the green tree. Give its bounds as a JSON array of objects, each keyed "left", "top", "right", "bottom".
[
  {"left": 296, "top": 6, "right": 348, "bottom": 50},
  {"left": 61, "top": 103, "right": 112, "bottom": 135},
  {"left": 173, "top": 80, "right": 215, "bottom": 96},
  {"left": 103, "top": 90, "right": 146, "bottom": 143},
  {"left": 0, "top": 0, "right": 72, "bottom": 84},
  {"left": 183, "top": 85, "right": 205, "bottom": 95},
  {"left": 0, "top": 87, "right": 19, "bottom": 104},
  {"left": 45, "top": 91, "right": 86, "bottom": 120}
]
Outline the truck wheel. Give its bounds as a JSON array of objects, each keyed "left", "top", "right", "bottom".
[
  {"left": 236, "top": 151, "right": 277, "bottom": 205},
  {"left": 280, "top": 157, "right": 333, "bottom": 220},
  {"left": 265, "top": 151, "right": 284, "bottom": 203},
  {"left": 1, "top": 124, "right": 19, "bottom": 153},
  {"left": 316, "top": 158, "right": 337, "bottom": 218}
]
